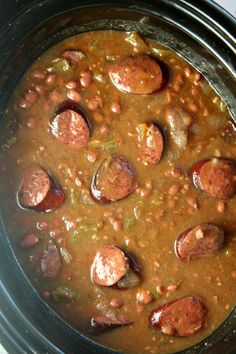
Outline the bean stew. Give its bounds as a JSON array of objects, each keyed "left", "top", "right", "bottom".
[{"left": 0, "top": 30, "right": 236, "bottom": 354}]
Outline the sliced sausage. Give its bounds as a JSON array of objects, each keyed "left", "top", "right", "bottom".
[
  {"left": 41, "top": 243, "right": 62, "bottom": 278},
  {"left": 91, "top": 245, "right": 129, "bottom": 286},
  {"left": 90, "top": 156, "right": 137, "bottom": 203},
  {"left": 108, "top": 55, "right": 163, "bottom": 94},
  {"left": 175, "top": 224, "right": 224, "bottom": 261},
  {"left": 61, "top": 50, "right": 85, "bottom": 63},
  {"left": 191, "top": 158, "right": 236, "bottom": 199},
  {"left": 137, "top": 122, "right": 164, "bottom": 166},
  {"left": 19, "top": 233, "right": 39, "bottom": 249},
  {"left": 149, "top": 296, "right": 207, "bottom": 337},
  {"left": 50, "top": 103, "right": 90, "bottom": 150},
  {"left": 17, "top": 167, "right": 65, "bottom": 213},
  {"left": 90, "top": 314, "right": 133, "bottom": 333}
]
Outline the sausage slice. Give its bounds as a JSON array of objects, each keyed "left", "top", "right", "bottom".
[
  {"left": 50, "top": 105, "right": 90, "bottom": 150},
  {"left": 17, "top": 167, "right": 65, "bottom": 213},
  {"left": 191, "top": 158, "right": 236, "bottom": 199},
  {"left": 137, "top": 122, "right": 164, "bottom": 166},
  {"left": 90, "top": 314, "right": 133, "bottom": 333},
  {"left": 108, "top": 55, "right": 163, "bottom": 94},
  {"left": 90, "top": 156, "right": 137, "bottom": 204},
  {"left": 41, "top": 243, "right": 62, "bottom": 278},
  {"left": 149, "top": 296, "right": 207, "bottom": 337},
  {"left": 175, "top": 224, "right": 224, "bottom": 261},
  {"left": 91, "top": 245, "right": 129, "bottom": 286}
]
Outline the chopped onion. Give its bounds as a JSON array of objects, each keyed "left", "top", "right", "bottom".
[{"left": 117, "top": 269, "right": 140, "bottom": 289}]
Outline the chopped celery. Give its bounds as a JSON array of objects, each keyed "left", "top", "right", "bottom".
[
  {"left": 124, "top": 214, "right": 135, "bottom": 229},
  {"left": 136, "top": 123, "right": 147, "bottom": 142},
  {"left": 52, "top": 285, "right": 79, "bottom": 302},
  {"left": 102, "top": 134, "right": 117, "bottom": 152},
  {"left": 125, "top": 32, "right": 147, "bottom": 51},
  {"left": 81, "top": 189, "right": 95, "bottom": 205},
  {"left": 150, "top": 47, "right": 172, "bottom": 57},
  {"left": 52, "top": 58, "right": 70, "bottom": 73},
  {"left": 6, "top": 136, "right": 17, "bottom": 147}
]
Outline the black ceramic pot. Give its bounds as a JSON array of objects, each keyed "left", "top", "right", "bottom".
[{"left": 0, "top": 1, "right": 235, "bottom": 354}]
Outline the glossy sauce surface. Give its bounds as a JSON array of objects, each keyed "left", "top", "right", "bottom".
[{"left": 0, "top": 31, "right": 236, "bottom": 354}]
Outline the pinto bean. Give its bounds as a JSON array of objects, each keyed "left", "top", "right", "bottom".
[
  {"left": 110, "top": 298, "right": 124, "bottom": 308},
  {"left": 67, "top": 89, "right": 81, "bottom": 102},
  {"left": 191, "top": 158, "right": 236, "bottom": 199},
  {"left": 90, "top": 245, "right": 129, "bottom": 286},
  {"left": 17, "top": 167, "right": 65, "bottom": 213},
  {"left": 80, "top": 69, "right": 92, "bottom": 88},
  {"left": 19, "top": 233, "right": 39, "bottom": 249},
  {"left": 87, "top": 96, "right": 103, "bottom": 111},
  {"left": 111, "top": 102, "right": 121, "bottom": 113},
  {"left": 175, "top": 224, "right": 224, "bottom": 261},
  {"left": 149, "top": 296, "right": 207, "bottom": 337},
  {"left": 108, "top": 55, "right": 163, "bottom": 94},
  {"left": 90, "top": 156, "right": 137, "bottom": 203}
]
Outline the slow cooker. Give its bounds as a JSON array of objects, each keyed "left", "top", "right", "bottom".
[{"left": 0, "top": 1, "right": 235, "bottom": 353}]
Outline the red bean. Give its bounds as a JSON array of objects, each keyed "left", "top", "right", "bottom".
[
  {"left": 111, "top": 102, "right": 121, "bottom": 113},
  {"left": 45, "top": 74, "right": 56, "bottom": 86},
  {"left": 110, "top": 298, "right": 124, "bottom": 308},
  {"left": 80, "top": 69, "right": 92, "bottom": 88},
  {"left": 87, "top": 96, "right": 103, "bottom": 111},
  {"left": 67, "top": 89, "right": 81, "bottom": 102},
  {"left": 19, "top": 233, "right": 39, "bottom": 249},
  {"left": 31, "top": 69, "right": 46, "bottom": 80}
]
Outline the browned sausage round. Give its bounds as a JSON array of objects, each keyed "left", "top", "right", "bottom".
[
  {"left": 90, "top": 314, "right": 133, "bottom": 333},
  {"left": 17, "top": 167, "right": 65, "bottom": 213},
  {"left": 91, "top": 245, "right": 129, "bottom": 286},
  {"left": 149, "top": 296, "right": 207, "bottom": 337},
  {"left": 41, "top": 243, "right": 62, "bottom": 278},
  {"left": 90, "top": 156, "right": 137, "bottom": 203},
  {"left": 137, "top": 122, "right": 164, "bottom": 166},
  {"left": 191, "top": 158, "right": 236, "bottom": 199},
  {"left": 175, "top": 224, "right": 224, "bottom": 261},
  {"left": 50, "top": 106, "right": 90, "bottom": 150},
  {"left": 108, "top": 55, "right": 163, "bottom": 94}
]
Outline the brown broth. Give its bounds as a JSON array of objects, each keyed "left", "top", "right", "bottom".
[{"left": 0, "top": 30, "right": 236, "bottom": 354}]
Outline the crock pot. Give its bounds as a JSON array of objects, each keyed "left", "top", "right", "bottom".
[{"left": 0, "top": 1, "right": 235, "bottom": 353}]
